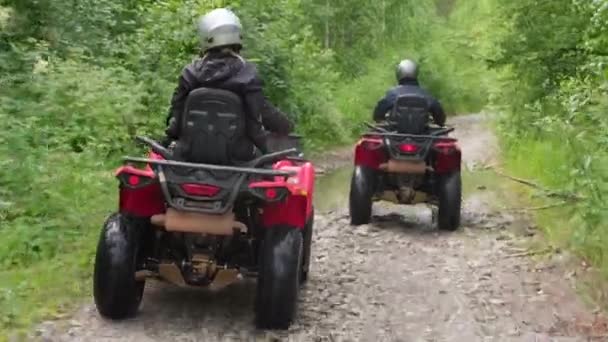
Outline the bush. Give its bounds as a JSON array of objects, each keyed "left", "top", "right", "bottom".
[{"left": 490, "top": 0, "right": 608, "bottom": 274}]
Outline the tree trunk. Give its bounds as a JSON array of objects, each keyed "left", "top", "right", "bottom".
[{"left": 324, "top": 0, "right": 330, "bottom": 49}]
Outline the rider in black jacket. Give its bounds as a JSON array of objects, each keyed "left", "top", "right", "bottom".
[
  {"left": 373, "top": 59, "right": 446, "bottom": 126},
  {"left": 165, "top": 8, "right": 293, "bottom": 158}
]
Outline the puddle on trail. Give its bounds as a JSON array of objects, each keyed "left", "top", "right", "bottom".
[
  {"left": 314, "top": 167, "right": 352, "bottom": 212},
  {"left": 313, "top": 166, "right": 511, "bottom": 213}
]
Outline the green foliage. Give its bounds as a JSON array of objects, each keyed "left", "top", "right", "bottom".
[
  {"left": 419, "top": 0, "right": 502, "bottom": 113},
  {"left": 489, "top": 0, "right": 608, "bottom": 275},
  {"left": 12, "top": 61, "right": 147, "bottom": 153},
  {"left": 335, "top": 48, "right": 405, "bottom": 136}
]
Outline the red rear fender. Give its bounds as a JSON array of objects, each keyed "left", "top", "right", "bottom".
[
  {"left": 433, "top": 141, "right": 461, "bottom": 173},
  {"left": 116, "top": 159, "right": 165, "bottom": 217},
  {"left": 255, "top": 160, "right": 315, "bottom": 229},
  {"left": 354, "top": 138, "right": 386, "bottom": 169}
]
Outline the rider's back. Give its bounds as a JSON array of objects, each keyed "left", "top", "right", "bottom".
[
  {"left": 165, "top": 9, "right": 294, "bottom": 165},
  {"left": 174, "top": 86, "right": 246, "bottom": 165},
  {"left": 389, "top": 91, "right": 432, "bottom": 135},
  {"left": 172, "top": 52, "right": 258, "bottom": 164},
  {"left": 182, "top": 52, "right": 259, "bottom": 96},
  {"left": 373, "top": 60, "right": 446, "bottom": 130}
]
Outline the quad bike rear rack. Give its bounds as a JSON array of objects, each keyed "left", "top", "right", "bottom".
[
  {"left": 124, "top": 156, "right": 296, "bottom": 214},
  {"left": 362, "top": 128, "right": 457, "bottom": 142},
  {"left": 126, "top": 136, "right": 299, "bottom": 177},
  {"left": 123, "top": 140, "right": 301, "bottom": 215},
  {"left": 361, "top": 124, "right": 458, "bottom": 162}
]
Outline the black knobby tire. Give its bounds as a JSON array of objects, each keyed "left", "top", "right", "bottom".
[
  {"left": 255, "top": 226, "right": 303, "bottom": 330},
  {"left": 349, "top": 166, "right": 375, "bottom": 225},
  {"left": 438, "top": 171, "right": 462, "bottom": 231},
  {"left": 301, "top": 208, "right": 314, "bottom": 284},
  {"left": 93, "top": 213, "right": 145, "bottom": 319}
]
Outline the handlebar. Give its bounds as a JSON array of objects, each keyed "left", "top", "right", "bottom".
[
  {"left": 267, "top": 133, "right": 302, "bottom": 139},
  {"left": 135, "top": 136, "right": 172, "bottom": 159},
  {"left": 365, "top": 122, "right": 390, "bottom": 133},
  {"left": 246, "top": 148, "right": 299, "bottom": 168},
  {"left": 430, "top": 127, "right": 455, "bottom": 136}
]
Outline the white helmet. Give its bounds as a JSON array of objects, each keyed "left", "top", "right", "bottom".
[
  {"left": 396, "top": 59, "right": 418, "bottom": 81},
  {"left": 198, "top": 8, "right": 243, "bottom": 51}
]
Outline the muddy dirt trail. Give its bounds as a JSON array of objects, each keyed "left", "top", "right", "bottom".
[{"left": 34, "top": 114, "right": 602, "bottom": 341}]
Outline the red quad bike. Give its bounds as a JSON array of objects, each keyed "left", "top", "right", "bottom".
[
  {"left": 349, "top": 96, "right": 462, "bottom": 230},
  {"left": 93, "top": 88, "right": 315, "bottom": 330}
]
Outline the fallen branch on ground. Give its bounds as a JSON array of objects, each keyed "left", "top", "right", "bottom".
[
  {"left": 505, "top": 248, "right": 554, "bottom": 258},
  {"left": 478, "top": 162, "right": 500, "bottom": 171},
  {"left": 493, "top": 169, "right": 542, "bottom": 188},
  {"left": 490, "top": 168, "right": 585, "bottom": 201},
  {"left": 507, "top": 202, "right": 568, "bottom": 212}
]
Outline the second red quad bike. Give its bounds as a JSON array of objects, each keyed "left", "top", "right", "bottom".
[
  {"left": 349, "top": 97, "right": 462, "bottom": 230},
  {"left": 93, "top": 88, "right": 315, "bottom": 330}
]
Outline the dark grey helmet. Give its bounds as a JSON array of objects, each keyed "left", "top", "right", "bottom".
[
  {"left": 396, "top": 59, "right": 418, "bottom": 81},
  {"left": 197, "top": 8, "right": 243, "bottom": 51}
]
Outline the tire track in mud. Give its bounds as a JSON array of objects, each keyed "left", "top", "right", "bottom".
[{"left": 33, "top": 114, "right": 602, "bottom": 341}]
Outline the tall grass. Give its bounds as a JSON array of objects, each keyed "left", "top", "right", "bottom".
[{"left": 487, "top": 0, "right": 608, "bottom": 282}]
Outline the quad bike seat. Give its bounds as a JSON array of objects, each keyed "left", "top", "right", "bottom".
[
  {"left": 172, "top": 87, "right": 246, "bottom": 165},
  {"left": 388, "top": 94, "right": 431, "bottom": 135}
]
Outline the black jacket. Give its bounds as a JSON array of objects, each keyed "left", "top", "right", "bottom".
[
  {"left": 165, "top": 51, "right": 294, "bottom": 153},
  {"left": 373, "top": 79, "right": 446, "bottom": 126}
]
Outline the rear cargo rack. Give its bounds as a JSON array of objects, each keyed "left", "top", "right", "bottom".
[{"left": 362, "top": 132, "right": 457, "bottom": 142}]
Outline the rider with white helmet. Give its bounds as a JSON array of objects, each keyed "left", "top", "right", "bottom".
[{"left": 165, "top": 8, "right": 293, "bottom": 159}]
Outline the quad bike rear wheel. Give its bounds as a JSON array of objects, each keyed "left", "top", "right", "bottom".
[
  {"left": 438, "top": 171, "right": 462, "bottom": 231},
  {"left": 301, "top": 207, "right": 314, "bottom": 284},
  {"left": 255, "top": 225, "right": 303, "bottom": 330},
  {"left": 349, "top": 166, "right": 376, "bottom": 225},
  {"left": 94, "top": 213, "right": 145, "bottom": 319}
]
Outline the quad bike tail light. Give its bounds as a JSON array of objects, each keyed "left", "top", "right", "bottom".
[
  {"left": 265, "top": 188, "right": 278, "bottom": 200},
  {"left": 128, "top": 175, "right": 140, "bottom": 186},
  {"left": 398, "top": 143, "right": 419, "bottom": 154},
  {"left": 250, "top": 186, "right": 289, "bottom": 202},
  {"left": 180, "top": 183, "right": 221, "bottom": 197},
  {"left": 117, "top": 172, "right": 156, "bottom": 189},
  {"left": 117, "top": 168, "right": 165, "bottom": 217}
]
